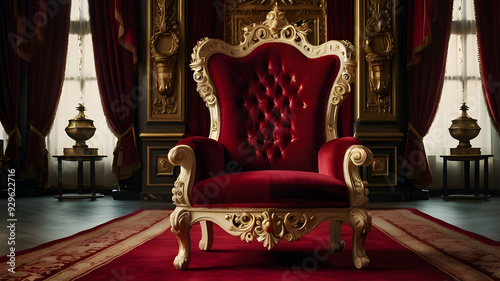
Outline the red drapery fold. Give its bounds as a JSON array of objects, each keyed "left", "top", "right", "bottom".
[
  {"left": 89, "top": 0, "right": 140, "bottom": 180},
  {"left": 475, "top": 0, "right": 500, "bottom": 134},
  {"left": 186, "top": 0, "right": 224, "bottom": 137},
  {"left": 407, "top": 0, "right": 433, "bottom": 66},
  {"left": 327, "top": 0, "right": 354, "bottom": 137},
  {"left": 403, "top": 0, "right": 453, "bottom": 186},
  {"left": 25, "top": 0, "right": 71, "bottom": 184},
  {"left": 0, "top": 1, "right": 21, "bottom": 166}
]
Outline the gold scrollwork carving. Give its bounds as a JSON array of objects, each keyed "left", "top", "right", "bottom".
[
  {"left": 150, "top": 0, "right": 180, "bottom": 115},
  {"left": 349, "top": 209, "right": 371, "bottom": 269},
  {"left": 168, "top": 145, "right": 196, "bottom": 206},
  {"left": 156, "top": 156, "right": 174, "bottom": 176},
  {"left": 226, "top": 211, "right": 315, "bottom": 250},
  {"left": 344, "top": 145, "right": 373, "bottom": 206},
  {"left": 224, "top": 0, "right": 326, "bottom": 45},
  {"left": 364, "top": 0, "right": 394, "bottom": 114},
  {"left": 170, "top": 208, "right": 191, "bottom": 269}
]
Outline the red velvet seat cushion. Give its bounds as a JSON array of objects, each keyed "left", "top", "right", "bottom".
[{"left": 192, "top": 170, "right": 349, "bottom": 208}]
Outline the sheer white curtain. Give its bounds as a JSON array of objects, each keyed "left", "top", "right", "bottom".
[
  {"left": 423, "top": 0, "right": 496, "bottom": 189},
  {"left": 46, "top": 0, "right": 116, "bottom": 188}
]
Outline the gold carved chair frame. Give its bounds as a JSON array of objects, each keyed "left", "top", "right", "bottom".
[{"left": 168, "top": 5, "right": 373, "bottom": 270}]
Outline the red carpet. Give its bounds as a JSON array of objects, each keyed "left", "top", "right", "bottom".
[{"left": 1, "top": 209, "right": 499, "bottom": 281}]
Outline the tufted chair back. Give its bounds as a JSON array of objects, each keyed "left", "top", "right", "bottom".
[
  {"left": 189, "top": 6, "right": 355, "bottom": 175},
  {"left": 208, "top": 43, "right": 340, "bottom": 172}
]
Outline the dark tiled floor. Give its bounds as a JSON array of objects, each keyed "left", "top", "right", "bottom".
[{"left": 1, "top": 195, "right": 499, "bottom": 256}]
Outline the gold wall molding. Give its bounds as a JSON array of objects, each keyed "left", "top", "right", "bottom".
[
  {"left": 148, "top": 0, "right": 185, "bottom": 121},
  {"left": 354, "top": 0, "right": 404, "bottom": 193},
  {"left": 224, "top": 0, "right": 326, "bottom": 45},
  {"left": 355, "top": 0, "right": 398, "bottom": 121},
  {"left": 364, "top": 0, "right": 394, "bottom": 114}
]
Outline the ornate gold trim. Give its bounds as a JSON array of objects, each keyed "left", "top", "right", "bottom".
[
  {"left": 224, "top": 0, "right": 326, "bottom": 45},
  {"left": 364, "top": 0, "right": 394, "bottom": 113},
  {"left": 168, "top": 145, "right": 195, "bottom": 206},
  {"left": 170, "top": 207, "right": 372, "bottom": 270},
  {"left": 355, "top": 0, "right": 398, "bottom": 122},
  {"left": 140, "top": 132, "right": 185, "bottom": 141},
  {"left": 147, "top": 0, "right": 185, "bottom": 121},
  {"left": 147, "top": 146, "right": 178, "bottom": 187},
  {"left": 190, "top": 4, "right": 356, "bottom": 141},
  {"left": 156, "top": 155, "right": 174, "bottom": 176},
  {"left": 344, "top": 145, "right": 373, "bottom": 207}
]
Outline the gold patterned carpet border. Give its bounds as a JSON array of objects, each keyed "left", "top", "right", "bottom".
[{"left": 371, "top": 209, "right": 500, "bottom": 280}]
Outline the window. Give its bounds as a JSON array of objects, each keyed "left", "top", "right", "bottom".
[
  {"left": 423, "top": 0, "right": 494, "bottom": 187},
  {"left": 0, "top": 124, "right": 6, "bottom": 153},
  {"left": 47, "top": 0, "right": 116, "bottom": 188}
]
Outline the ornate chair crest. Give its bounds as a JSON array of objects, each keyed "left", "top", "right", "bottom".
[{"left": 168, "top": 5, "right": 373, "bottom": 270}]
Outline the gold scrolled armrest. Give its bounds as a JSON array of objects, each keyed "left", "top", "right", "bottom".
[
  {"left": 343, "top": 145, "right": 373, "bottom": 207},
  {"left": 168, "top": 145, "right": 196, "bottom": 207}
]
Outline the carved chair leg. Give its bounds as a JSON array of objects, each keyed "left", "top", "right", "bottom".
[
  {"left": 199, "top": 220, "right": 214, "bottom": 251},
  {"left": 329, "top": 220, "right": 345, "bottom": 251},
  {"left": 171, "top": 208, "right": 192, "bottom": 270},
  {"left": 349, "top": 209, "right": 371, "bottom": 269}
]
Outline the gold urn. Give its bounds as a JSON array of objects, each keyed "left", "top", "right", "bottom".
[
  {"left": 448, "top": 103, "right": 481, "bottom": 155},
  {"left": 65, "top": 104, "right": 96, "bottom": 148}
]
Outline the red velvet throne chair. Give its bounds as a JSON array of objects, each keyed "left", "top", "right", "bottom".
[{"left": 168, "top": 6, "right": 373, "bottom": 270}]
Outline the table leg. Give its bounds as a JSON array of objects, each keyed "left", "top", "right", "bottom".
[
  {"left": 90, "top": 159, "right": 96, "bottom": 196},
  {"left": 77, "top": 160, "right": 83, "bottom": 194},
  {"left": 58, "top": 158, "right": 63, "bottom": 200},
  {"left": 464, "top": 161, "right": 470, "bottom": 194},
  {"left": 443, "top": 159, "right": 448, "bottom": 196},
  {"left": 484, "top": 158, "right": 489, "bottom": 196},
  {"left": 474, "top": 159, "right": 480, "bottom": 196}
]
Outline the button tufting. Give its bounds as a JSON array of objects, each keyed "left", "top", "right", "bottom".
[{"left": 242, "top": 59, "right": 306, "bottom": 160}]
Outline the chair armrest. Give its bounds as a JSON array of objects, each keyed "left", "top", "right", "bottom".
[
  {"left": 318, "top": 137, "right": 362, "bottom": 183},
  {"left": 168, "top": 137, "right": 225, "bottom": 207},
  {"left": 318, "top": 137, "right": 373, "bottom": 206}
]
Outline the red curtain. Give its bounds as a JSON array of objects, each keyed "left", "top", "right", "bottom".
[
  {"left": 403, "top": 0, "right": 453, "bottom": 186},
  {"left": 0, "top": 1, "right": 21, "bottom": 166},
  {"left": 475, "top": 0, "right": 500, "bottom": 134},
  {"left": 327, "top": 0, "right": 354, "bottom": 137},
  {"left": 186, "top": 0, "right": 224, "bottom": 137},
  {"left": 25, "top": 0, "right": 71, "bottom": 183},
  {"left": 89, "top": 0, "right": 140, "bottom": 180}
]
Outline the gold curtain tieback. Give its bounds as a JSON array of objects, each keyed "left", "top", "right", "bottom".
[
  {"left": 30, "top": 124, "right": 47, "bottom": 149},
  {"left": 29, "top": 124, "right": 46, "bottom": 138},
  {"left": 7, "top": 126, "right": 20, "bottom": 137},
  {"left": 6, "top": 126, "right": 22, "bottom": 148},
  {"left": 117, "top": 124, "right": 134, "bottom": 142},
  {"left": 114, "top": 124, "right": 135, "bottom": 167},
  {"left": 407, "top": 122, "right": 423, "bottom": 141}
]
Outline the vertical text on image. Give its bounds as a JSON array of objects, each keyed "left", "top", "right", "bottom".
[{"left": 6, "top": 169, "right": 16, "bottom": 274}]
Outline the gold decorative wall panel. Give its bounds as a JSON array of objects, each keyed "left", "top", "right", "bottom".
[
  {"left": 355, "top": 0, "right": 398, "bottom": 121},
  {"left": 148, "top": 0, "right": 185, "bottom": 121},
  {"left": 141, "top": 0, "right": 186, "bottom": 201},
  {"left": 147, "top": 146, "right": 175, "bottom": 186},
  {"left": 363, "top": 146, "right": 397, "bottom": 187},
  {"left": 224, "top": 0, "right": 326, "bottom": 45},
  {"left": 354, "top": 0, "right": 405, "bottom": 196}
]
